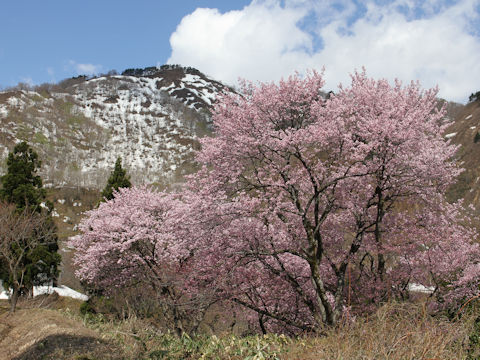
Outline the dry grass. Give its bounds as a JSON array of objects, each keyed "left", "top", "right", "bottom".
[
  {"left": 0, "top": 302, "right": 121, "bottom": 360},
  {"left": 286, "top": 301, "right": 475, "bottom": 360},
  {"left": 1, "top": 296, "right": 478, "bottom": 359},
  {"left": 65, "top": 300, "right": 476, "bottom": 359}
]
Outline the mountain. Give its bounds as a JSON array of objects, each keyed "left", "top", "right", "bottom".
[
  {"left": 0, "top": 65, "right": 232, "bottom": 189},
  {"left": 444, "top": 99, "right": 480, "bottom": 209}
]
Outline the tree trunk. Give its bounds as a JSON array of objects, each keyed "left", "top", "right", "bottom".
[
  {"left": 333, "top": 265, "right": 348, "bottom": 325},
  {"left": 309, "top": 261, "right": 334, "bottom": 326},
  {"left": 377, "top": 253, "right": 385, "bottom": 281},
  {"left": 10, "top": 285, "right": 19, "bottom": 312},
  {"left": 375, "top": 187, "right": 386, "bottom": 281},
  {"left": 172, "top": 305, "right": 185, "bottom": 337}
]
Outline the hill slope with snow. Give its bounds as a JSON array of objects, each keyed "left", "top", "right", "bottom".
[{"left": 0, "top": 65, "right": 231, "bottom": 188}]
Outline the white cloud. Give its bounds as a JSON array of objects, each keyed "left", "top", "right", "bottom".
[
  {"left": 68, "top": 60, "right": 102, "bottom": 76},
  {"left": 168, "top": 0, "right": 480, "bottom": 102}
]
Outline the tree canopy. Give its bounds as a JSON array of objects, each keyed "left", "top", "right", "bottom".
[
  {"left": 71, "top": 187, "right": 212, "bottom": 335},
  {"left": 469, "top": 91, "right": 480, "bottom": 103}
]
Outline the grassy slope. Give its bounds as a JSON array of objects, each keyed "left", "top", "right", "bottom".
[
  {"left": 0, "top": 296, "right": 478, "bottom": 360},
  {"left": 0, "top": 297, "right": 122, "bottom": 360}
]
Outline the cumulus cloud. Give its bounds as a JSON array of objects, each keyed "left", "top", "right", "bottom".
[
  {"left": 168, "top": 0, "right": 480, "bottom": 102},
  {"left": 68, "top": 60, "right": 102, "bottom": 76}
]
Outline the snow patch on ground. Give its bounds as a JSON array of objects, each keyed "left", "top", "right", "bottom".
[
  {"left": 0, "top": 285, "right": 88, "bottom": 301},
  {"left": 34, "top": 285, "right": 89, "bottom": 301},
  {"left": 407, "top": 283, "right": 435, "bottom": 294},
  {"left": 0, "top": 105, "right": 8, "bottom": 117},
  {"left": 445, "top": 132, "right": 457, "bottom": 139},
  {"left": 466, "top": 114, "right": 473, "bottom": 120}
]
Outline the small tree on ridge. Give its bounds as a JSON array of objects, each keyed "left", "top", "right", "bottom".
[{"left": 100, "top": 157, "right": 131, "bottom": 202}]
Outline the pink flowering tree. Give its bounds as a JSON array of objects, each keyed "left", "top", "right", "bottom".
[
  {"left": 72, "top": 70, "right": 480, "bottom": 334},
  {"left": 70, "top": 187, "right": 216, "bottom": 336},
  {"left": 177, "top": 70, "right": 480, "bottom": 332}
]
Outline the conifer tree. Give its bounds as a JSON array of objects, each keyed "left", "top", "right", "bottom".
[
  {"left": 0, "top": 141, "right": 60, "bottom": 301},
  {"left": 100, "top": 157, "right": 131, "bottom": 202},
  {"left": 0, "top": 141, "right": 46, "bottom": 211}
]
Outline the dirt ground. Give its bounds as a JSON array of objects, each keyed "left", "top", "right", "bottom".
[{"left": 0, "top": 297, "right": 124, "bottom": 360}]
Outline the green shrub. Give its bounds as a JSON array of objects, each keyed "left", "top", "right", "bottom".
[{"left": 80, "top": 300, "right": 96, "bottom": 316}]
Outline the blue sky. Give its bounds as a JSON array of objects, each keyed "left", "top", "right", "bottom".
[
  {"left": 1, "top": 0, "right": 480, "bottom": 102},
  {"left": 0, "top": 0, "right": 251, "bottom": 86}
]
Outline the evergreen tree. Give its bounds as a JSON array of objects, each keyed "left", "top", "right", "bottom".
[
  {"left": 100, "top": 157, "right": 132, "bottom": 202},
  {"left": 0, "top": 141, "right": 46, "bottom": 211},
  {"left": 469, "top": 91, "right": 480, "bottom": 103},
  {"left": 0, "top": 141, "right": 60, "bottom": 297}
]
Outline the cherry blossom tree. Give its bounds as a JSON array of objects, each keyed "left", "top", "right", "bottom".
[
  {"left": 70, "top": 187, "right": 216, "bottom": 336},
  {"left": 177, "top": 70, "right": 480, "bottom": 331}
]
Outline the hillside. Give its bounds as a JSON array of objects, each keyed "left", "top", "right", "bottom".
[
  {"left": 0, "top": 65, "right": 231, "bottom": 188},
  {"left": 444, "top": 99, "right": 480, "bottom": 208},
  {"left": 0, "top": 297, "right": 123, "bottom": 360},
  {"left": 1, "top": 71, "right": 480, "bottom": 359}
]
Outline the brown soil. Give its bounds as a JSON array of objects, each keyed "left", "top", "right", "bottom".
[{"left": 0, "top": 300, "right": 124, "bottom": 360}]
